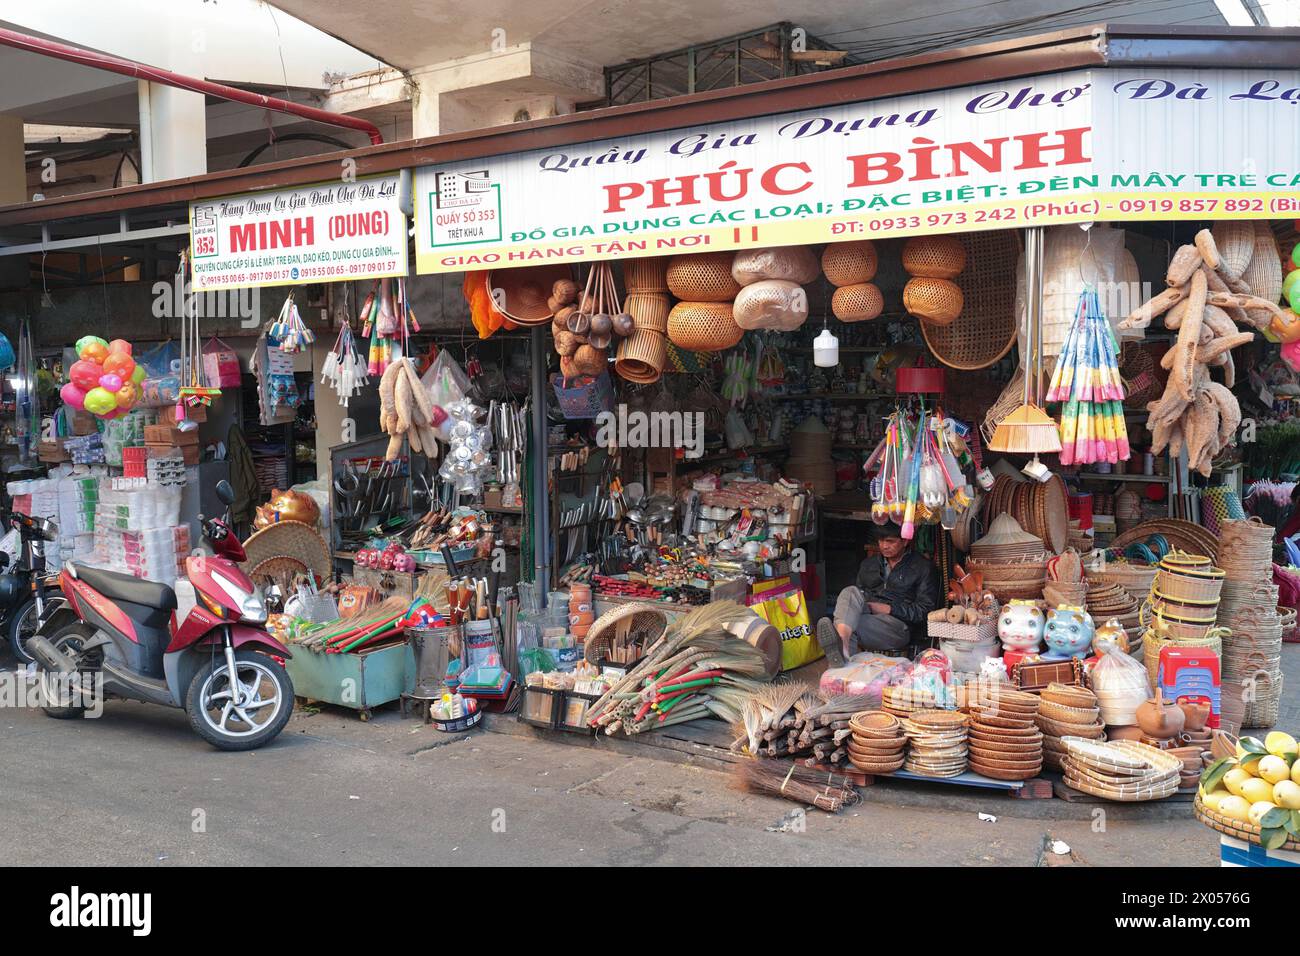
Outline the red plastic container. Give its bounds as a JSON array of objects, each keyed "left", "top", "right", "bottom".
[{"left": 121, "top": 445, "right": 148, "bottom": 479}]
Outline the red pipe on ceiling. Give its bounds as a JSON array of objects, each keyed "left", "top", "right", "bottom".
[{"left": 0, "top": 25, "right": 384, "bottom": 146}]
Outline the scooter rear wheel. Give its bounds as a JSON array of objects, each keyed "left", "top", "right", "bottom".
[
  {"left": 39, "top": 624, "right": 96, "bottom": 719},
  {"left": 7, "top": 597, "right": 39, "bottom": 666},
  {"left": 186, "top": 650, "right": 294, "bottom": 751}
]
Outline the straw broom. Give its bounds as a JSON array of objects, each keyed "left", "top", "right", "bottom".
[{"left": 733, "top": 759, "right": 860, "bottom": 812}]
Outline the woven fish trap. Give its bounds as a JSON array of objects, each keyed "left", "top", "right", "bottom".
[
  {"left": 615, "top": 329, "right": 666, "bottom": 383},
  {"left": 922, "top": 230, "right": 1018, "bottom": 369},
  {"left": 1212, "top": 221, "right": 1256, "bottom": 279},
  {"left": 821, "top": 240, "right": 877, "bottom": 287},
  {"left": 667, "top": 301, "right": 743, "bottom": 352},
  {"left": 625, "top": 291, "right": 670, "bottom": 333},
  {"left": 904, "top": 277, "right": 963, "bottom": 325},
  {"left": 1244, "top": 222, "right": 1283, "bottom": 326},
  {"left": 665, "top": 253, "right": 741, "bottom": 301},
  {"left": 832, "top": 282, "right": 883, "bottom": 322},
  {"left": 902, "top": 234, "right": 967, "bottom": 278},
  {"left": 623, "top": 256, "right": 670, "bottom": 292}
]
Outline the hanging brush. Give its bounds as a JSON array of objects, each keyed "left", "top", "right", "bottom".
[
  {"left": 272, "top": 293, "right": 316, "bottom": 353},
  {"left": 321, "top": 320, "right": 368, "bottom": 407}
]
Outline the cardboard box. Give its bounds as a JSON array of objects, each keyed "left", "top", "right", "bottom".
[
  {"left": 144, "top": 424, "right": 199, "bottom": 446},
  {"left": 159, "top": 404, "right": 206, "bottom": 426},
  {"left": 69, "top": 409, "right": 97, "bottom": 436},
  {"left": 38, "top": 439, "right": 71, "bottom": 463},
  {"left": 146, "top": 442, "right": 199, "bottom": 465}
]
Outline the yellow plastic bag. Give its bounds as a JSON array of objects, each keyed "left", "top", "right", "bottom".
[{"left": 752, "top": 584, "right": 820, "bottom": 671}]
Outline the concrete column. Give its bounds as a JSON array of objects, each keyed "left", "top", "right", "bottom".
[
  {"left": 0, "top": 114, "right": 26, "bottom": 205},
  {"left": 143, "top": 82, "right": 207, "bottom": 182}
]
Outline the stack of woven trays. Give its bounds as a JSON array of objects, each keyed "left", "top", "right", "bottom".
[
  {"left": 1085, "top": 581, "right": 1141, "bottom": 650},
  {"left": 963, "top": 687, "right": 1043, "bottom": 780},
  {"left": 847, "top": 710, "right": 906, "bottom": 774},
  {"left": 968, "top": 514, "right": 1048, "bottom": 601},
  {"left": 901, "top": 709, "right": 970, "bottom": 778},
  {"left": 1141, "top": 552, "right": 1226, "bottom": 684},
  {"left": 1036, "top": 683, "right": 1104, "bottom": 772},
  {"left": 1060, "top": 737, "right": 1182, "bottom": 801},
  {"left": 1216, "top": 519, "right": 1284, "bottom": 728},
  {"left": 881, "top": 686, "right": 936, "bottom": 718}
]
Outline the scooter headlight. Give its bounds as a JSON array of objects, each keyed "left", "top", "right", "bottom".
[{"left": 240, "top": 592, "right": 268, "bottom": 624}]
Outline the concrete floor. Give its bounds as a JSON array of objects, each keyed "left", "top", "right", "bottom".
[{"left": 3, "top": 638, "right": 1295, "bottom": 867}]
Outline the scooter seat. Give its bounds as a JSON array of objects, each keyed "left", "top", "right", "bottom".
[{"left": 71, "top": 563, "right": 177, "bottom": 610}]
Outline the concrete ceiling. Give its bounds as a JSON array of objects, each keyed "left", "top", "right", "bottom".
[{"left": 266, "top": 0, "right": 1231, "bottom": 72}]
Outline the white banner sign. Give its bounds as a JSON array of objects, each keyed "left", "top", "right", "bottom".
[
  {"left": 413, "top": 68, "right": 1300, "bottom": 274},
  {"left": 189, "top": 175, "right": 408, "bottom": 290}
]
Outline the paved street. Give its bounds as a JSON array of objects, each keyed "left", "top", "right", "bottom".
[{"left": 9, "top": 643, "right": 1293, "bottom": 866}]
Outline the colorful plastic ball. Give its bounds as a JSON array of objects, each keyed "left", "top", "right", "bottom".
[
  {"left": 75, "top": 335, "right": 108, "bottom": 358},
  {"left": 99, "top": 373, "right": 123, "bottom": 392},
  {"left": 69, "top": 359, "right": 103, "bottom": 391},
  {"left": 108, "top": 339, "right": 132, "bottom": 356},
  {"left": 102, "top": 352, "right": 135, "bottom": 381},
  {"left": 1293, "top": 243, "right": 1300, "bottom": 270},
  {"left": 1290, "top": 283, "right": 1300, "bottom": 313},
  {"left": 130, "top": 365, "right": 146, "bottom": 385},
  {"left": 114, "top": 384, "right": 137, "bottom": 409},
  {"left": 83, "top": 386, "right": 117, "bottom": 416},
  {"left": 60, "top": 382, "right": 87, "bottom": 410},
  {"left": 79, "top": 341, "right": 109, "bottom": 365},
  {"left": 1284, "top": 270, "right": 1300, "bottom": 302}
]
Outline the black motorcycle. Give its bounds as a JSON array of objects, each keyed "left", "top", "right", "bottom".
[{"left": 2, "top": 511, "right": 58, "bottom": 665}]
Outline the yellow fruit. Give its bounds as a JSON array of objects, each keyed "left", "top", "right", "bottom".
[
  {"left": 1218, "top": 795, "right": 1251, "bottom": 822},
  {"left": 1236, "top": 736, "right": 1265, "bottom": 759},
  {"left": 1293, "top": 760, "right": 1300, "bottom": 786},
  {"left": 1274, "top": 780, "right": 1300, "bottom": 810},
  {"left": 1224, "top": 768, "right": 1251, "bottom": 797},
  {"left": 1241, "top": 778, "right": 1275, "bottom": 804},
  {"left": 1266, "top": 731, "right": 1297, "bottom": 757},
  {"left": 1238, "top": 754, "right": 1264, "bottom": 776},
  {"left": 1201, "top": 789, "right": 1232, "bottom": 811},
  {"left": 1249, "top": 801, "right": 1277, "bottom": 826},
  {"left": 1258, "top": 755, "right": 1291, "bottom": 785}
]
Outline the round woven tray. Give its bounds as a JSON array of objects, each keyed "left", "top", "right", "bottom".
[
  {"left": 1194, "top": 795, "right": 1300, "bottom": 850},
  {"left": 921, "top": 230, "right": 1018, "bottom": 370},
  {"left": 488, "top": 264, "right": 574, "bottom": 325},
  {"left": 583, "top": 602, "right": 669, "bottom": 663},
  {"left": 242, "top": 520, "right": 330, "bottom": 581},
  {"left": 1109, "top": 519, "right": 1219, "bottom": 562}
]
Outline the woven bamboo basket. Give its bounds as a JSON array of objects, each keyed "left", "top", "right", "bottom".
[
  {"left": 1154, "top": 568, "right": 1224, "bottom": 603},
  {"left": 1088, "top": 562, "right": 1158, "bottom": 595},
  {"left": 821, "top": 240, "right": 877, "bottom": 286},
  {"left": 1244, "top": 222, "right": 1284, "bottom": 327},
  {"left": 665, "top": 253, "right": 741, "bottom": 302},
  {"left": 1110, "top": 519, "right": 1219, "bottom": 562},
  {"left": 1195, "top": 795, "right": 1300, "bottom": 850},
  {"left": 1212, "top": 221, "right": 1256, "bottom": 279},
  {"left": 667, "top": 302, "right": 743, "bottom": 352},
  {"left": 904, "top": 277, "right": 963, "bottom": 325},
  {"left": 1242, "top": 673, "right": 1284, "bottom": 728},
  {"left": 615, "top": 329, "right": 667, "bottom": 383},
  {"left": 902, "top": 234, "right": 967, "bottom": 278},
  {"left": 831, "top": 282, "right": 883, "bottom": 322},
  {"left": 583, "top": 602, "right": 669, "bottom": 663},
  {"left": 1119, "top": 342, "right": 1160, "bottom": 408},
  {"left": 625, "top": 291, "right": 671, "bottom": 333},
  {"left": 922, "top": 230, "right": 1018, "bottom": 370},
  {"left": 489, "top": 264, "right": 573, "bottom": 326},
  {"left": 623, "top": 256, "right": 670, "bottom": 292},
  {"left": 1143, "top": 631, "right": 1223, "bottom": 684}
]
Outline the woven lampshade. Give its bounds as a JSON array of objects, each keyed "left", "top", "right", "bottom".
[
  {"left": 902, "top": 235, "right": 966, "bottom": 278},
  {"left": 667, "top": 301, "right": 744, "bottom": 352},
  {"left": 733, "top": 279, "right": 808, "bottom": 331},
  {"left": 832, "top": 282, "right": 883, "bottom": 322},
  {"left": 732, "top": 246, "right": 820, "bottom": 285},
  {"left": 1211, "top": 221, "right": 1255, "bottom": 279},
  {"left": 904, "top": 277, "right": 963, "bottom": 325},
  {"left": 987, "top": 404, "right": 1063, "bottom": 454},
  {"left": 821, "top": 240, "right": 877, "bottom": 286},
  {"left": 666, "top": 253, "right": 741, "bottom": 301}
]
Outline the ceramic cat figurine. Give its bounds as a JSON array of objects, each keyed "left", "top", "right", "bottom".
[
  {"left": 1044, "top": 605, "right": 1095, "bottom": 659},
  {"left": 998, "top": 600, "right": 1045, "bottom": 653}
]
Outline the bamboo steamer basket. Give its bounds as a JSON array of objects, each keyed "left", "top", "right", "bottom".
[
  {"left": 831, "top": 282, "right": 883, "bottom": 322},
  {"left": 1244, "top": 222, "right": 1283, "bottom": 327},
  {"left": 904, "top": 277, "right": 963, "bottom": 325},
  {"left": 821, "top": 240, "right": 877, "bottom": 286},
  {"left": 902, "top": 234, "right": 966, "bottom": 278},
  {"left": 665, "top": 253, "right": 740, "bottom": 302},
  {"left": 1211, "top": 221, "right": 1256, "bottom": 279},
  {"left": 667, "top": 301, "right": 743, "bottom": 352},
  {"left": 623, "top": 256, "right": 670, "bottom": 292},
  {"left": 625, "top": 291, "right": 670, "bottom": 333},
  {"left": 615, "top": 329, "right": 667, "bottom": 383}
]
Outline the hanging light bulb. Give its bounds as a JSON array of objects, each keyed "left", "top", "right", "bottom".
[{"left": 813, "top": 326, "right": 839, "bottom": 367}]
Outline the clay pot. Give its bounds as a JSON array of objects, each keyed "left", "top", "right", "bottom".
[
  {"left": 1135, "top": 689, "right": 1186, "bottom": 741},
  {"left": 1106, "top": 725, "right": 1144, "bottom": 742},
  {"left": 1178, "top": 700, "right": 1211, "bottom": 732}
]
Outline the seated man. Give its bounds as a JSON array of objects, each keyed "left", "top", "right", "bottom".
[{"left": 816, "top": 522, "right": 939, "bottom": 665}]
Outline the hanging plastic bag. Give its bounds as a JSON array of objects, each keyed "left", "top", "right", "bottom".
[
  {"left": 751, "top": 583, "right": 818, "bottom": 671},
  {"left": 202, "top": 337, "right": 242, "bottom": 388},
  {"left": 423, "top": 350, "right": 474, "bottom": 441},
  {"left": 724, "top": 408, "right": 753, "bottom": 449},
  {"left": 1090, "top": 641, "right": 1152, "bottom": 725}
]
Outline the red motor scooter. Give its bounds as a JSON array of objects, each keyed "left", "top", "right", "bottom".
[{"left": 26, "top": 480, "right": 295, "bottom": 750}]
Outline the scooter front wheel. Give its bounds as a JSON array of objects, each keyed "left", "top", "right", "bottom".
[{"left": 186, "top": 650, "right": 294, "bottom": 751}]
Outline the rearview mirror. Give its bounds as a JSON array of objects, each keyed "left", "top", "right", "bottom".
[{"left": 215, "top": 480, "right": 235, "bottom": 506}]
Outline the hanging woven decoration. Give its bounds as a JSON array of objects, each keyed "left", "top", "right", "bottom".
[{"left": 1046, "top": 288, "right": 1129, "bottom": 465}]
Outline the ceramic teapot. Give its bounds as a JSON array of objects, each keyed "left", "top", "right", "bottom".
[
  {"left": 1043, "top": 605, "right": 1095, "bottom": 659},
  {"left": 1136, "top": 688, "right": 1186, "bottom": 740},
  {"left": 998, "top": 599, "right": 1045, "bottom": 653},
  {"left": 254, "top": 487, "right": 321, "bottom": 530}
]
